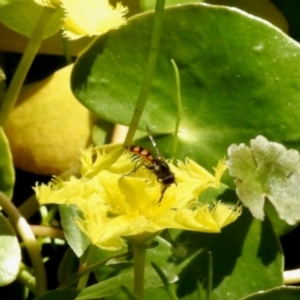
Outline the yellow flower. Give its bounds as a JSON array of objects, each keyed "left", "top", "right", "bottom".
[
  {"left": 34, "top": 0, "right": 128, "bottom": 40},
  {"left": 34, "top": 147, "right": 241, "bottom": 251},
  {"left": 34, "top": 0, "right": 61, "bottom": 8}
]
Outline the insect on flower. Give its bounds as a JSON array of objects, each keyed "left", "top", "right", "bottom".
[{"left": 126, "top": 127, "right": 176, "bottom": 202}]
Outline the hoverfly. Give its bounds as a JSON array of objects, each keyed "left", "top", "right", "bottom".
[{"left": 126, "top": 127, "right": 175, "bottom": 202}]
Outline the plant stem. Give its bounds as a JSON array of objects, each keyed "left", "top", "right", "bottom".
[
  {"left": 0, "top": 191, "right": 47, "bottom": 296},
  {"left": 61, "top": 32, "right": 73, "bottom": 65},
  {"left": 42, "top": 205, "right": 58, "bottom": 225},
  {"left": 18, "top": 194, "right": 39, "bottom": 220},
  {"left": 0, "top": 7, "right": 55, "bottom": 127},
  {"left": 121, "top": 284, "right": 141, "bottom": 300},
  {"left": 58, "top": 251, "right": 130, "bottom": 289},
  {"left": 151, "top": 262, "right": 178, "bottom": 300},
  {"left": 30, "top": 225, "right": 65, "bottom": 239},
  {"left": 206, "top": 251, "right": 213, "bottom": 300},
  {"left": 76, "top": 245, "right": 97, "bottom": 289},
  {"left": 170, "top": 59, "right": 182, "bottom": 157},
  {"left": 133, "top": 245, "right": 147, "bottom": 299},
  {"left": 124, "top": 0, "right": 165, "bottom": 146},
  {"left": 17, "top": 263, "right": 36, "bottom": 295}
]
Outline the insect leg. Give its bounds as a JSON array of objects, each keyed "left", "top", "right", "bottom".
[
  {"left": 158, "top": 184, "right": 169, "bottom": 203},
  {"left": 123, "top": 160, "right": 143, "bottom": 177}
]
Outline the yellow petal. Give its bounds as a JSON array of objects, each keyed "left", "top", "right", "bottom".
[
  {"left": 118, "top": 176, "right": 161, "bottom": 212},
  {"left": 214, "top": 157, "right": 227, "bottom": 185},
  {"left": 177, "top": 157, "right": 227, "bottom": 197},
  {"left": 78, "top": 213, "right": 131, "bottom": 250},
  {"left": 61, "top": 0, "right": 128, "bottom": 40},
  {"left": 34, "top": 174, "right": 107, "bottom": 209},
  {"left": 154, "top": 206, "right": 219, "bottom": 232},
  {"left": 35, "top": 147, "right": 241, "bottom": 251},
  {"left": 211, "top": 202, "right": 242, "bottom": 228},
  {"left": 80, "top": 147, "right": 124, "bottom": 178},
  {"left": 178, "top": 158, "right": 215, "bottom": 180},
  {"left": 34, "top": 0, "right": 61, "bottom": 8}
]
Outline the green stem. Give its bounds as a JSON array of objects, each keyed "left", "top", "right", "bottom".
[
  {"left": 30, "top": 225, "right": 65, "bottom": 239},
  {"left": 124, "top": 0, "right": 165, "bottom": 146},
  {"left": 0, "top": 7, "right": 55, "bottom": 127},
  {"left": 43, "top": 205, "right": 58, "bottom": 225},
  {"left": 151, "top": 262, "right": 178, "bottom": 300},
  {"left": 17, "top": 263, "right": 36, "bottom": 295},
  {"left": 58, "top": 250, "right": 130, "bottom": 289},
  {"left": 133, "top": 245, "right": 147, "bottom": 299},
  {"left": 18, "top": 194, "right": 39, "bottom": 220},
  {"left": 121, "top": 284, "right": 141, "bottom": 300},
  {"left": 76, "top": 245, "right": 97, "bottom": 289},
  {"left": 170, "top": 59, "right": 182, "bottom": 157},
  {"left": 196, "top": 280, "right": 202, "bottom": 300},
  {"left": 0, "top": 191, "right": 47, "bottom": 296},
  {"left": 206, "top": 251, "right": 213, "bottom": 300},
  {"left": 61, "top": 32, "right": 73, "bottom": 65}
]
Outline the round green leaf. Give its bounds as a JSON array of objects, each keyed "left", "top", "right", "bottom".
[
  {"left": 241, "top": 286, "right": 300, "bottom": 300},
  {"left": 170, "top": 194, "right": 283, "bottom": 299},
  {"left": 0, "top": 213, "right": 21, "bottom": 286},
  {"left": 141, "top": 0, "right": 204, "bottom": 11},
  {"left": 72, "top": 3, "right": 300, "bottom": 172},
  {"left": 0, "top": 128, "right": 15, "bottom": 198},
  {"left": 0, "top": 0, "right": 63, "bottom": 39}
]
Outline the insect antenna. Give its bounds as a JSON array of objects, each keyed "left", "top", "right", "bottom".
[{"left": 146, "top": 125, "right": 161, "bottom": 158}]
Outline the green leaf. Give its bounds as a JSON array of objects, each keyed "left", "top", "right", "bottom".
[
  {"left": 151, "top": 262, "right": 179, "bottom": 300},
  {"left": 0, "top": 213, "right": 21, "bottom": 286},
  {"left": 72, "top": 3, "right": 300, "bottom": 174},
  {"left": 92, "top": 119, "right": 115, "bottom": 145},
  {"left": 92, "top": 245, "right": 131, "bottom": 282},
  {"left": 77, "top": 267, "right": 178, "bottom": 299},
  {"left": 146, "top": 236, "right": 176, "bottom": 269},
  {"left": 33, "top": 288, "right": 80, "bottom": 300},
  {"left": 0, "top": 128, "right": 15, "bottom": 198},
  {"left": 109, "top": 286, "right": 174, "bottom": 300},
  {"left": 120, "top": 285, "right": 140, "bottom": 300},
  {"left": 68, "top": 197, "right": 281, "bottom": 300},
  {"left": 59, "top": 204, "right": 90, "bottom": 257},
  {"left": 0, "top": 0, "right": 63, "bottom": 38},
  {"left": 140, "top": 0, "right": 204, "bottom": 11},
  {"left": 263, "top": 200, "right": 295, "bottom": 237},
  {"left": 241, "top": 286, "right": 300, "bottom": 300},
  {"left": 57, "top": 248, "right": 79, "bottom": 284},
  {"left": 170, "top": 194, "right": 282, "bottom": 300},
  {"left": 227, "top": 135, "right": 300, "bottom": 225}
]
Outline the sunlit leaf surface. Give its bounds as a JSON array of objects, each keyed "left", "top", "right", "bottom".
[{"left": 72, "top": 4, "right": 300, "bottom": 175}]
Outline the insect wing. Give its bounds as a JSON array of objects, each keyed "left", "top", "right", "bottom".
[{"left": 146, "top": 126, "right": 161, "bottom": 157}]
